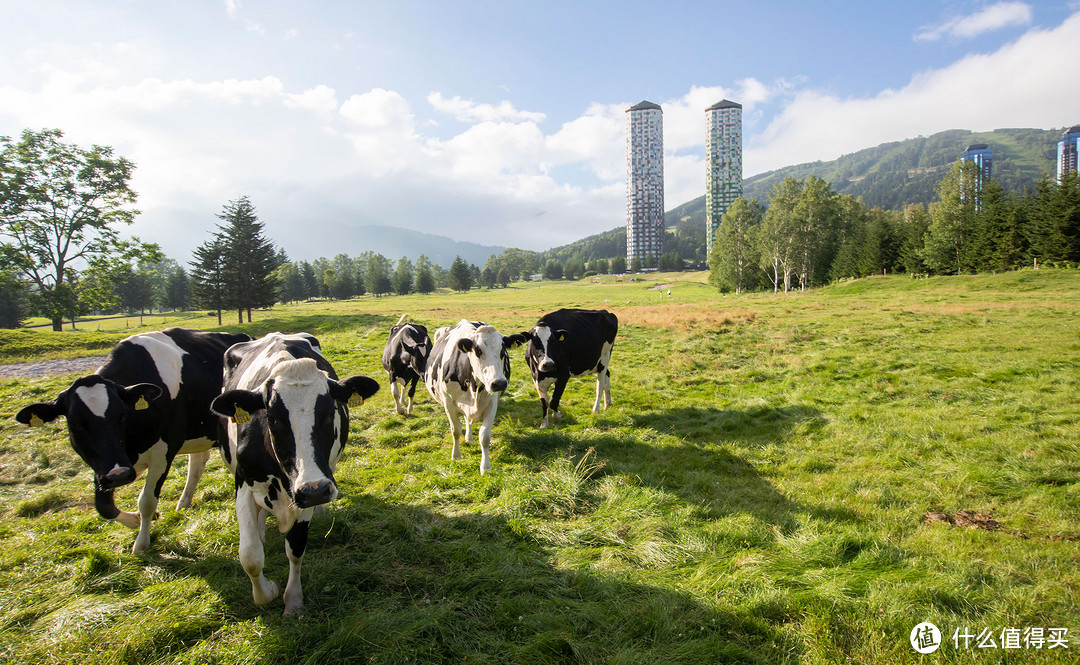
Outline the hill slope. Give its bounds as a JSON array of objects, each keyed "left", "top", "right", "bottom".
[
  {"left": 547, "top": 127, "right": 1064, "bottom": 261},
  {"left": 667, "top": 127, "right": 1061, "bottom": 229}
]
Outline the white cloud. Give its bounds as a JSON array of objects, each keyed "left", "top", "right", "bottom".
[
  {"left": 749, "top": 11, "right": 1080, "bottom": 176},
  {"left": 225, "top": 0, "right": 240, "bottom": 20},
  {"left": 428, "top": 92, "right": 546, "bottom": 123},
  {"left": 915, "top": 2, "right": 1033, "bottom": 41}
]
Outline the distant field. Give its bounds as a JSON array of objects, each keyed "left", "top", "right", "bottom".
[{"left": 0, "top": 270, "right": 1077, "bottom": 664}]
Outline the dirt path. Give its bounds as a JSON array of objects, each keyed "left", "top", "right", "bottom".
[{"left": 0, "top": 356, "right": 108, "bottom": 379}]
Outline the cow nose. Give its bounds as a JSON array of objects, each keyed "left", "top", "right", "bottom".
[
  {"left": 490, "top": 379, "right": 508, "bottom": 392},
  {"left": 101, "top": 466, "right": 136, "bottom": 489},
  {"left": 294, "top": 479, "right": 335, "bottom": 509},
  {"left": 540, "top": 359, "right": 556, "bottom": 373}
]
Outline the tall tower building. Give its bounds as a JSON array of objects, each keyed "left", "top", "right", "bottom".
[
  {"left": 1058, "top": 125, "right": 1080, "bottom": 181},
  {"left": 962, "top": 143, "right": 992, "bottom": 212},
  {"left": 626, "top": 101, "right": 664, "bottom": 266},
  {"left": 705, "top": 100, "right": 743, "bottom": 257}
]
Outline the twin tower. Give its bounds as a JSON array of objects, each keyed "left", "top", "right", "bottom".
[{"left": 625, "top": 99, "right": 743, "bottom": 266}]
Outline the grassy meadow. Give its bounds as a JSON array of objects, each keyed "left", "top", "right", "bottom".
[{"left": 0, "top": 270, "right": 1078, "bottom": 664}]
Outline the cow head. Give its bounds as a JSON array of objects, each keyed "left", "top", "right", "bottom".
[
  {"left": 210, "top": 358, "right": 379, "bottom": 509},
  {"left": 525, "top": 324, "right": 570, "bottom": 375},
  {"left": 16, "top": 376, "right": 163, "bottom": 490},
  {"left": 455, "top": 325, "right": 528, "bottom": 393},
  {"left": 400, "top": 325, "right": 432, "bottom": 375}
]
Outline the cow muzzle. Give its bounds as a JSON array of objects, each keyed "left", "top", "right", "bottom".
[
  {"left": 488, "top": 379, "right": 508, "bottom": 393},
  {"left": 539, "top": 358, "right": 556, "bottom": 373},
  {"left": 294, "top": 479, "right": 336, "bottom": 509},
  {"left": 99, "top": 466, "right": 136, "bottom": 490}
]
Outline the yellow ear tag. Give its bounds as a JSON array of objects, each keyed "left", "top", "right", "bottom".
[
  {"left": 347, "top": 394, "right": 363, "bottom": 408},
  {"left": 233, "top": 406, "right": 251, "bottom": 425},
  {"left": 135, "top": 396, "right": 149, "bottom": 411},
  {"left": 29, "top": 414, "right": 44, "bottom": 428}
]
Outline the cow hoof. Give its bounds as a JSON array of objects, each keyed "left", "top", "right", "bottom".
[
  {"left": 254, "top": 580, "right": 281, "bottom": 606},
  {"left": 283, "top": 601, "right": 304, "bottom": 617},
  {"left": 131, "top": 538, "right": 150, "bottom": 554}
]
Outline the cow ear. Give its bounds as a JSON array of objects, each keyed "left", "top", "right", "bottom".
[
  {"left": 503, "top": 333, "right": 528, "bottom": 350},
  {"left": 119, "top": 383, "right": 162, "bottom": 411},
  {"left": 211, "top": 389, "right": 265, "bottom": 424},
  {"left": 330, "top": 375, "right": 380, "bottom": 407},
  {"left": 457, "top": 338, "right": 475, "bottom": 354},
  {"left": 556, "top": 329, "right": 569, "bottom": 342},
  {"left": 16, "top": 401, "right": 65, "bottom": 427}
]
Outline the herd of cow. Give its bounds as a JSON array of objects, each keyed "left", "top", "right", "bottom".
[{"left": 12, "top": 308, "right": 618, "bottom": 616}]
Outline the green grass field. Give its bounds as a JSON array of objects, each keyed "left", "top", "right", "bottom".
[{"left": 0, "top": 270, "right": 1078, "bottom": 664}]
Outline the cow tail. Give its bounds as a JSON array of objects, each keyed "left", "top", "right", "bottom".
[{"left": 396, "top": 313, "right": 408, "bottom": 326}]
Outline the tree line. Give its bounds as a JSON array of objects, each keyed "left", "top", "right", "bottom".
[{"left": 709, "top": 161, "right": 1080, "bottom": 294}]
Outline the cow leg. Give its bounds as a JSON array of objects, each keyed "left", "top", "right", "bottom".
[
  {"left": 390, "top": 379, "right": 405, "bottom": 415},
  {"left": 465, "top": 419, "right": 473, "bottom": 442},
  {"left": 177, "top": 450, "right": 209, "bottom": 510},
  {"left": 282, "top": 519, "right": 310, "bottom": 616},
  {"left": 133, "top": 442, "right": 172, "bottom": 553},
  {"left": 477, "top": 402, "right": 499, "bottom": 475},
  {"left": 94, "top": 486, "right": 140, "bottom": 529},
  {"left": 549, "top": 376, "right": 569, "bottom": 422},
  {"left": 535, "top": 376, "right": 555, "bottom": 428},
  {"left": 237, "top": 486, "right": 280, "bottom": 606},
  {"left": 444, "top": 403, "right": 463, "bottom": 461},
  {"left": 603, "top": 369, "right": 613, "bottom": 409},
  {"left": 592, "top": 370, "right": 605, "bottom": 414},
  {"left": 406, "top": 377, "right": 419, "bottom": 415}
]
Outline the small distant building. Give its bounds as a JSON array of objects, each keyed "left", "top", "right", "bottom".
[
  {"left": 1058, "top": 125, "right": 1080, "bottom": 181},
  {"left": 961, "top": 143, "right": 992, "bottom": 212}
]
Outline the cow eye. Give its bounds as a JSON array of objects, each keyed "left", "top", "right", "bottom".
[{"left": 474, "top": 347, "right": 484, "bottom": 358}]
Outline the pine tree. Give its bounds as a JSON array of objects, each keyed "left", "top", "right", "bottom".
[
  {"left": 449, "top": 256, "right": 473, "bottom": 291},
  {"left": 216, "top": 197, "right": 278, "bottom": 322},
  {"left": 392, "top": 256, "right": 414, "bottom": 295},
  {"left": 189, "top": 239, "right": 227, "bottom": 325}
]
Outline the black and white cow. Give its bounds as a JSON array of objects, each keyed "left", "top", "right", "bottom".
[
  {"left": 425, "top": 320, "right": 527, "bottom": 474},
  {"left": 15, "top": 328, "right": 252, "bottom": 553},
  {"left": 381, "top": 314, "right": 432, "bottom": 416},
  {"left": 209, "top": 332, "right": 379, "bottom": 616},
  {"left": 523, "top": 308, "right": 618, "bottom": 428}
]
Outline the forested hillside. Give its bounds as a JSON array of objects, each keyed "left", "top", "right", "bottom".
[
  {"left": 547, "top": 127, "right": 1064, "bottom": 263},
  {"left": 669, "top": 127, "right": 1061, "bottom": 229}
]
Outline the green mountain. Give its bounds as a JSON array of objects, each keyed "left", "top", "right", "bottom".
[
  {"left": 667, "top": 127, "right": 1062, "bottom": 230},
  {"left": 545, "top": 127, "right": 1065, "bottom": 262}
]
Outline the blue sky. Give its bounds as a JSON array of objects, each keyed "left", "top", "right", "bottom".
[{"left": 1, "top": 1, "right": 1079, "bottom": 260}]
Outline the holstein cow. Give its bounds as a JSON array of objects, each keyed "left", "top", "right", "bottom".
[
  {"left": 381, "top": 314, "right": 432, "bottom": 415},
  {"left": 425, "top": 320, "right": 527, "bottom": 474},
  {"left": 15, "top": 328, "right": 252, "bottom": 553},
  {"left": 523, "top": 308, "right": 618, "bottom": 428},
  {"left": 209, "top": 332, "right": 379, "bottom": 616}
]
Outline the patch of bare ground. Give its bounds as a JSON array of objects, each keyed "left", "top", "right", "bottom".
[{"left": 614, "top": 304, "right": 757, "bottom": 330}]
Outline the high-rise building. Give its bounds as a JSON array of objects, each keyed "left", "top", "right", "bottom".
[
  {"left": 962, "top": 143, "right": 992, "bottom": 211},
  {"left": 705, "top": 100, "right": 743, "bottom": 257},
  {"left": 1058, "top": 125, "right": 1080, "bottom": 181},
  {"left": 626, "top": 101, "right": 664, "bottom": 266}
]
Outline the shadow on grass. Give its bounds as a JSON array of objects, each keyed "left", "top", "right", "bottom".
[
  {"left": 506, "top": 404, "right": 853, "bottom": 533},
  {"left": 149, "top": 495, "right": 792, "bottom": 664},
  {"left": 628, "top": 405, "right": 828, "bottom": 448}
]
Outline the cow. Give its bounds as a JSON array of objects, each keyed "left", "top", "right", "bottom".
[
  {"left": 209, "top": 332, "right": 379, "bottom": 616},
  {"left": 15, "top": 328, "right": 252, "bottom": 553},
  {"left": 522, "top": 308, "right": 618, "bottom": 428},
  {"left": 381, "top": 314, "right": 432, "bottom": 416},
  {"left": 425, "top": 320, "right": 527, "bottom": 474}
]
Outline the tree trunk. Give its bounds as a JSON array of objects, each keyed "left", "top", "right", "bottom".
[
  {"left": 52, "top": 317, "right": 63, "bottom": 332},
  {"left": 216, "top": 309, "right": 222, "bottom": 326},
  {"left": 246, "top": 308, "right": 252, "bottom": 323},
  {"left": 237, "top": 309, "right": 243, "bottom": 324}
]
